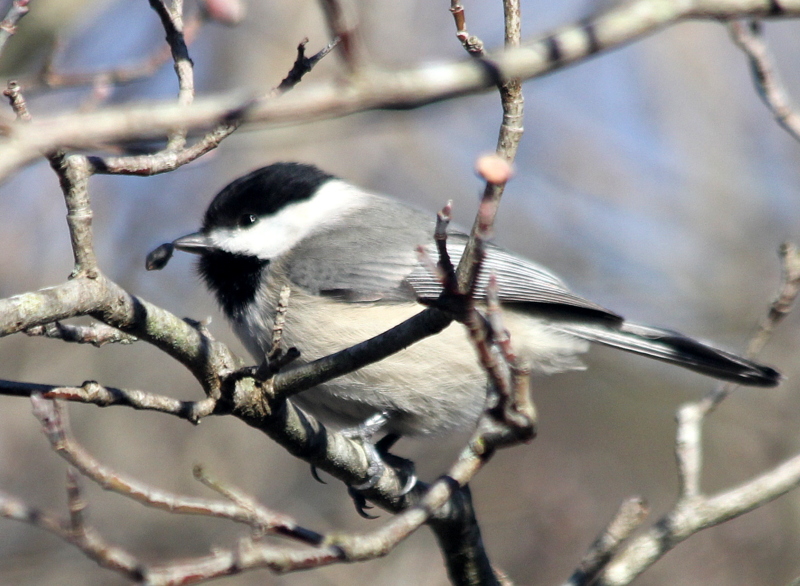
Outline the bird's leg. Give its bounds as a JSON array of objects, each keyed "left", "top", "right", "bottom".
[
  {"left": 345, "top": 414, "right": 417, "bottom": 518},
  {"left": 310, "top": 412, "right": 417, "bottom": 518}
]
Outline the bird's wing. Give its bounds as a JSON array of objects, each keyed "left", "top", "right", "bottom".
[
  {"left": 287, "top": 206, "right": 620, "bottom": 322},
  {"left": 284, "top": 201, "right": 435, "bottom": 302},
  {"left": 407, "top": 233, "right": 621, "bottom": 322}
]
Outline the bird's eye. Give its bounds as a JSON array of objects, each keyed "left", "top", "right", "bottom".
[{"left": 239, "top": 213, "right": 257, "bottom": 227}]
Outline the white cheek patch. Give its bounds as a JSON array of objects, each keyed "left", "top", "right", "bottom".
[{"left": 210, "top": 180, "right": 368, "bottom": 259}]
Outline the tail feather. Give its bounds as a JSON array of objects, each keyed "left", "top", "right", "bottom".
[{"left": 555, "top": 321, "right": 781, "bottom": 388}]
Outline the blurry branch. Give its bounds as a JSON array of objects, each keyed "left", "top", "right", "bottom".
[
  {"left": 2, "top": 390, "right": 515, "bottom": 584},
  {"left": 562, "top": 497, "right": 649, "bottom": 586},
  {"left": 147, "top": 0, "right": 194, "bottom": 150},
  {"left": 699, "top": 242, "right": 800, "bottom": 412},
  {"left": 590, "top": 244, "right": 800, "bottom": 586},
  {"left": 17, "top": 10, "right": 203, "bottom": 95},
  {"left": 0, "top": 0, "right": 30, "bottom": 58},
  {"left": 317, "top": 0, "right": 360, "bottom": 72},
  {"left": 89, "top": 36, "right": 337, "bottom": 176},
  {"left": 0, "top": 488, "right": 145, "bottom": 581},
  {"left": 4, "top": 0, "right": 798, "bottom": 180},
  {"left": 31, "top": 397, "right": 323, "bottom": 543},
  {"left": 728, "top": 20, "right": 800, "bottom": 143},
  {"left": 2, "top": 79, "right": 29, "bottom": 120}
]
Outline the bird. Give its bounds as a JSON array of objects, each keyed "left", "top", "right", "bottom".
[{"left": 147, "top": 162, "right": 780, "bottom": 438}]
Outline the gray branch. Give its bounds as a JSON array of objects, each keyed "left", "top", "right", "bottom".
[{"left": 1, "top": 0, "right": 799, "bottom": 179}]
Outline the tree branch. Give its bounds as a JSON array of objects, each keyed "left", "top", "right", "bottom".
[
  {"left": 729, "top": 19, "right": 800, "bottom": 143},
  {"left": 1, "top": 0, "right": 799, "bottom": 179},
  {"left": 0, "top": 0, "right": 30, "bottom": 58},
  {"left": 594, "top": 244, "right": 800, "bottom": 585}
]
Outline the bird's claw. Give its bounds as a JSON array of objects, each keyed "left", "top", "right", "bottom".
[
  {"left": 310, "top": 412, "right": 418, "bottom": 517},
  {"left": 348, "top": 486, "right": 379, "bottom": 519}
]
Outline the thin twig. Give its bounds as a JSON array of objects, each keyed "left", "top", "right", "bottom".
[
  {"left": 25, "top": 321, "right": 137, "bottom": 346},
  {"left": 699, "top": 242, "right": 800, "bottom": 413},
  {"left": 0, "top": 489, "right": 146, "bottom": 580},
  {"left": 273, "top": 37, "right": 341, "bottom": 96},
  {"left": 29, "top": 396, "right": 310, "bottom": 532},
  {"left": 269, "top": 285, "right": 291, "bottom": 358},
  {"left": 449, "top": 0, "right": 486, "bottom": 56},
  {"left": 563, "top": 497, "right": 649, "bottom": 586},
  {"left": 193, "top": 465, "right": 325, "bottom": 544},
  {"left": 317, "top": 0, "right": 359, "bottom": 72},
  {"left": 0, "top": 0, "right": 30, "bottom": 58},
  {"left": 3, "top": 0, "right": 800, "bottom": 179},
  {"left": 91, "top": 37, "right": 336, "bottom": 176},
  {"left": 2, "top": 80, "right": 31, "bottom": 121},
  {"left": 729, "top": 20, "right": 800, "bottom": 143},
  {"left": 0, "top": 378, "right": 214, "bottom": 421},
  {"left": 148, "top": 0, "right": 194, "bottom": 151},
  {"left": 20, "top": 12, "right": 204, "bottom": 96},
  {"left": 454, "top": 0, "right": 524, "bottom": 294},
  {"left": 597, "top": 245, "right": 800, "bottom": 585}
]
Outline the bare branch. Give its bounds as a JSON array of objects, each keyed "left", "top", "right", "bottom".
[
  {"left": 317, "top": 0, "right": 358, "bottom": 71},
  {"left": 29, "top": 396, "right": 296, "bottom": 528},
  {"left": 17, "top": 394, "right": 502, "bottom": 584},
  {"left": 273, "top": 37, "right": 341, "bottom": 95},
  {"left": 700, "top": 242, "right": 800, "bottom": 412},
  {"left": 2, "top": 0, "right": 799, "bottom": 179},
  {"left": 0, "top": 378, "right": 212, "bottom": 420},
  {"left": 449, "top": 1, "right": 486, "bottom": 56},
  {"left": 596, "top": 244, "right": 800, "bottom": 585},
  {"left": 0, "top": 279, "right": 106, "bottom": 336},
  {"left": 600, "top": 450, "right": 800, "bottom": 585},
  {"left": 90, "top": 37, "right": 336, "bottom": 176},
  {"left": 0, "top": 0, "right": 30, "bottom": 58},
  {"left": 564, "top": 497, "right": 649, "bottom": 586},
  {"left": 24, "top": 320, "right": 137, "bottom": 346},
  {"left": 729, "top": 20, "right": 800, "bottom": 143},
  {"left": 49, "top": 153, "right": 98, "bottom": 277},
  {"left": 20, "top": 12, "right": 204, "bottom": 95},
  {"left": 147, "top": 0, "right": 194, "bottom": 150},
  {"left": 270, "top": 306, "right": 453, "bottom": 400},
  {"left": 2, "top": 80, "right": 31, "bottom": 121},
  {"left": 267, "top": 285, "right": 291, "bottom": 362},
  {"left": 3, "top": 84, "right": 99, "bottom": 280},
  {"left": 193, "top": 465, "right": 325, "bottom": 545},
  {"left": 0, "top": 490, "right": 146, "bottom": 581},
  {"left": 455, "top": 0, "right": 524, "bottom": 295}
]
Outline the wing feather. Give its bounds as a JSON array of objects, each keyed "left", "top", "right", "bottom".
[{"left": 407, "top": 234, "right": 621, "bottom": 322}]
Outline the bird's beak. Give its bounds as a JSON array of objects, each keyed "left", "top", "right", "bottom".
[{"left": 172, "top": 231, "right": 214, "bottom": 254}]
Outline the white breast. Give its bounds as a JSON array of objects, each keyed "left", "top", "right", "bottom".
[{"left": 233, "top": 263, "right": 589, "bottom": 436}]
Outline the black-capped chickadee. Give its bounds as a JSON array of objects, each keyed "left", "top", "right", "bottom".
[{"left": 148, "top": 162, "right": 780, "bottom": 437}]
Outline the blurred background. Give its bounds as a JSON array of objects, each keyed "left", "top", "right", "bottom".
[{"left": 0, "top": 0, "right": 799, "bottom": 584}]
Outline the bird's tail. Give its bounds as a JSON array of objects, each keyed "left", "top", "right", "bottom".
[{"left": 554, "top": 321, "right": 781, "bottom": 387}]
